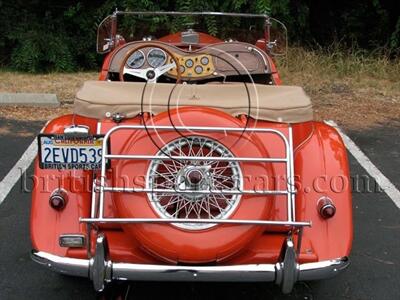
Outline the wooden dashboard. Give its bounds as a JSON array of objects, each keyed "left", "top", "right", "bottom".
[{"left": 108, "top": 41, "right": 272, "bottom": 80}]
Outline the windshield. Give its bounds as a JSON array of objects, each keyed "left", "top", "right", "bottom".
[{"left": 97, "top": 11, "right": 286, "bottom": 54}]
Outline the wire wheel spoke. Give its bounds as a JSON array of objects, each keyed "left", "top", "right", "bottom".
[{"left": 147, "top": 136, "right": 243, "bottom": 230}]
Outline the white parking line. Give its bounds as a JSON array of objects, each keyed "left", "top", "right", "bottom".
[
  {"left": 0, "top": 138, "right": 37, "bottom": 206},
  {"left": 326, "top": 120, "right": 400, "bottom": 209}
]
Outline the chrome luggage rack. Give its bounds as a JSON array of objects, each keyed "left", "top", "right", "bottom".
[{"left": 80, "top": 124, "right": 311, "bottom": 228}]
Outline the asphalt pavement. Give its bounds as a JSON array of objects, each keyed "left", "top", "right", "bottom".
[{"left": 0, "top": 118, "right": 399, "bottom": 300}]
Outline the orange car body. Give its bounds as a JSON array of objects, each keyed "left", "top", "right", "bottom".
[
  {"left": 31, "top": 115, "right": 352, "bottom": 262},
  {"left": 31, "top": 11, "right": 352, "bottom": 293}
]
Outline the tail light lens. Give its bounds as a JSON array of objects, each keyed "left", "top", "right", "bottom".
[
  {"left": 49, "top": 189, "right": 68, "bottom": 211},
  {"left": 317, "top": 197, "right": 336, "bottom": 219}
]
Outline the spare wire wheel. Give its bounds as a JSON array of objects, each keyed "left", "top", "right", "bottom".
[{"left": 146, "top": 136, "right": 243, "bottom": 230}]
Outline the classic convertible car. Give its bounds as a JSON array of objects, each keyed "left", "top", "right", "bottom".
[{"left": 31, "top": 11, "right": 352, "bottom": 294}]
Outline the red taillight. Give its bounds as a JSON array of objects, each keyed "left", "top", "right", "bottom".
[
  {"left": 317, "top": 197, "right": 336, "bottom": 219},
  {"left": 49, "top": 189, "right": 68, "bottom": 210}
]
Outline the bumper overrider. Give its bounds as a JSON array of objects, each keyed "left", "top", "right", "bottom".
[{"left": 31, "top": 234, "right": 349, "bottom": 294}]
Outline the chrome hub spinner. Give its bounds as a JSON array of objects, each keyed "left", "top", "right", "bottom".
[{"left": 175, "top": 165, "right": 212, "bottom": 201}]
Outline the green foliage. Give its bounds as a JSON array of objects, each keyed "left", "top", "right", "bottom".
[
  {"left": 390, "top": 17, "right": 400, "bottom": 49},
  {"left": 0, "top": 0, "right": 398, "bottom": 73},
  {"left": 0, "top": 1, "right": 99, "bottom": 72},
  {"left": 205, "top": 16, "right": 218, "bottom": 37}
]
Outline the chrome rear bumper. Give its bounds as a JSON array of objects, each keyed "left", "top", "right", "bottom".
[{"left": 31, "top": 235, "right": 349, "bottom": 294}]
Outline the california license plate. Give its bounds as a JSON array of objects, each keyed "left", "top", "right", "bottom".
[{"left": 38, "top": 134, "right": 105, "bottom": 170}]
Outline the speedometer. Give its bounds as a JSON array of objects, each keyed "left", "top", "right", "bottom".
[
  {"left": 147, "top": 48, "right": 167, "bottom": 68},
  {"left": 126, "top": 50, "right": 145, "bottom": 68}
]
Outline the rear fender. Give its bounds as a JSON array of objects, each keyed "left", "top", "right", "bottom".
[
  {"left": 294, "top": 122, "right": 353, "bottom": 260},
  {"left": 30, "top": 115, "right": 97, "bottom": 257}
]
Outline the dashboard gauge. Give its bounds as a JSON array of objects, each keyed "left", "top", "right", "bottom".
[
  {"left": 200, "top": 56, "right": 209, "bottom": 65},
  {"left": 194, "top": 65, "right": 203, "bottom": 74},
  {"left": 147, "top": 48, "right": 167, "bottom": 68},
  {"left": 126, "top": 50, "right": 145, "bottom": 68},
  {"left": 185, "top": 59, "right": 194, "bottom": 68},
  {"left": 179, "top": 65, "right": 186, "bottom": 73}
]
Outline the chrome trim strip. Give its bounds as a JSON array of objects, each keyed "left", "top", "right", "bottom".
[
  {"left": 31, "top": 251, "right": 349, "bottom": 286},
  {"left": 99, "top": 124, "right": 292, "bottom": 135},
  {"left": 79, "top": 218, "right": 311, "bottom": 227},
  {"left": 114, "top": 11, "right": 270, "bottom": 19},
  {"left": 90, "top": 180, "right": 98, "bottom": 218},
  {"left": 288, "top": 125, "right": 296, "bottom": 222},
  {"left": 105, "top": 154, "right": 287, "bottom": 162},
  {"left": 247, "top": 46, "right": 269, "bottom": 72},
  {"left": 112, "top": 262, "right": 276, "bottom": 282},
  {"left": 298, "top": 257, "right": 350, "bottom": 281},
  {"left": 99, "top": 186, "right": 291, "bottom": 195},
  {"left": 31, "top": 250, "right": 89, "bottom": 277}
]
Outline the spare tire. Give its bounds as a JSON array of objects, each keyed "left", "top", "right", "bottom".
[{"left": 113, "top": 107, "right": 275, "bottom": 263}]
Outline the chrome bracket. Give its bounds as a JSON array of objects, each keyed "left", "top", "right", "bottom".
[
  {"left": 267, "top": 40, "right": 277, "bottom": 50},
  {"left": 112, "top": 112, "right": 125, "bottom": 123},
  {"left": 90, "top": 234, "right": 112, "bottom": 292},
  {"left": 275, "top": 237, "right": 299, "bottom": 294},
  {"left": 63, "top": 125, "right": 89, "bottom": 137}
]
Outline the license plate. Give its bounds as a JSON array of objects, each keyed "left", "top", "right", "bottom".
[{"left": 38, "top": 134, "right": 106, "bottom": 170}]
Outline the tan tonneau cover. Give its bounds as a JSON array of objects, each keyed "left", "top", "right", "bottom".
[{"left": 74, "top": 81, "right": 313, "bottom": 123}]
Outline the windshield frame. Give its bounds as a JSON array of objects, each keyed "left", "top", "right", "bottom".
[{"left": 97, "top": 10, "right": 275, "bottom": 54}]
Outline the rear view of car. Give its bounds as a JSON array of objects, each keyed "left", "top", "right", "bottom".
[{"left": 31, "top": 11, "right": 352, "bottom": 294}]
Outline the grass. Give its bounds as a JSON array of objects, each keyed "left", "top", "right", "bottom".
[
  {"left": 277, "top": 47, "right": 400, "bottom": 128},
  {"left": 0, "top": 71, "right": 98, "bottom": 102},
  {"left": 0, "top": 47, "right": 399, "bottom": 129}
]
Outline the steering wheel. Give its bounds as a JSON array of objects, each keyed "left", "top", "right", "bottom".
[{"left": 119, "top": 42, "right": 182, "bottom": 83}]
